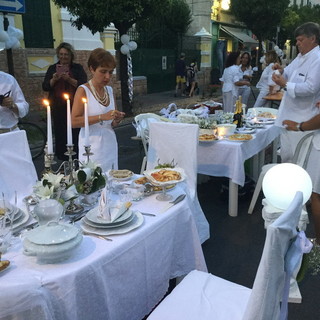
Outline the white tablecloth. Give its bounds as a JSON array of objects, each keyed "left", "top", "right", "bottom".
[
  {"left": 197, "top": 125, "right": 281, "bottom": 186},
  {"left": 0, "top": 187, "right": 207, "bottom": 320}
]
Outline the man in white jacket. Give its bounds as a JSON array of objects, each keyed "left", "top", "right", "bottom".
[{"left": 272, "top": 22, "right": 320, "bottom": 162}]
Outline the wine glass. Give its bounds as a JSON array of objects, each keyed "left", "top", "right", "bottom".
[{"left": 156, "top": 184, "right": 173, "bottom": 201}]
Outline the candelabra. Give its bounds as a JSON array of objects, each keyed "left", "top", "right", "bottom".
[
  {"left": 83, "top": 145, "right": 93, "bottom": 164},
  {"left": 43, "top": 144, "right": 56, "bottom": 173}
]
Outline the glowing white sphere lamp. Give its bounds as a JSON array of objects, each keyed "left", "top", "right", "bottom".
[{"left": 262, "top": 163, "right": 312, "bottom": 210}]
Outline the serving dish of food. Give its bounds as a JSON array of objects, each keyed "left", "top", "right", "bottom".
[
  {"left": 144, "top": 168, "right": 185, "bottom": 186},
  {"left": 109, "top": 169, "right": 134, "bottom": 181},
  {"left": 227, "top": 134, "right": 253, "bottom": 141},
  {"left": 199, "top": 134, "right": 217, "bottom": 142}
]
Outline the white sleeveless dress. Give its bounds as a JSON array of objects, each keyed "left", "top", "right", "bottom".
[{"left": 78, "top": 85, "right": 118, "bottom": 172}]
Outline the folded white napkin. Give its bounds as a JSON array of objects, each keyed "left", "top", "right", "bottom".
[{"left": 98, "top": 189, "right": 131, "bottom": 222}]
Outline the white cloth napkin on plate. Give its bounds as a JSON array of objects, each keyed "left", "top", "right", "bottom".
[{"left": 98, "top": 189, "right": 131, "bottom": 222}]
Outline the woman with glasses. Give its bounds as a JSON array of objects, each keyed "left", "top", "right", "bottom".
[{"left": 42, "top": 42, "right": 87, "bottom": 160}]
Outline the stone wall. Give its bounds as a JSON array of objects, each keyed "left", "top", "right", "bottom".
[{"left": 0, "top": 48, "right": 146, "bottom": 117}]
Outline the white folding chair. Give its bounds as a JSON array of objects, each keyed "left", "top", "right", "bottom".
[
  {"left": 248, "top": 132, "right": 314, "bottom": 214},
  {"left": 147, "top": 122, "right": 210, "bottom": 244},
  {"left": 134, "top": 113, "right": 167, "bottom": 174},
  {"left": 148, "top": 192, "right": 304, "bottom": 320},
  {"left": 0, "top": 130, "right": 38, "bottom": 203}
]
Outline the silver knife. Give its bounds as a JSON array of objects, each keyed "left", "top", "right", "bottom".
[{"left": 159, "top": 194, "right": 186, "bottom": 214}]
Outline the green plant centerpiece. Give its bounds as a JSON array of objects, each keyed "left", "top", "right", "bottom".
[
  {"left": 154, "top": 159, "right": 177, "bottom": 169},
  {"left": 75, "top": 161, "right": 106, "bottom": 195}
]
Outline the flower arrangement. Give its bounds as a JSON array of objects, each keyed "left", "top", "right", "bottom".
[
  {"left": 33, "top": 172, "right": 78, "bottom": 203},
  {"left": 306, "top": 242, "right": 320, "bottom": 276},
  {"left": 75, "top": 160, "right": 106, "bottom": 195}
]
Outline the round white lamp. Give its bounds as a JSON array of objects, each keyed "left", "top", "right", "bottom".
[{"left": 262, "top": 163, "right": 312, "bottom": 210}]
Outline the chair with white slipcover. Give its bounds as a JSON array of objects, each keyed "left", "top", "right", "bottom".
[
  {"left": 134, "top": 113, "right": 168, "bottom": 174},
  {"left": 148, "top": 191, "right": 307, "bottom": 320},
  {"left": 0, "top": 130, "right": 38, "bottom": 203},
  {"left": 147, "top": 121, "right": 210, "bottom": 244}
]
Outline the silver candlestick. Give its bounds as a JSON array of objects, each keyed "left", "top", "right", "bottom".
[
  {"left": 64, "top": 144, "right": 83, "bottom": 215},
  {"left": 44, "top": 144, "right": 56, "bottom": 173},
  {"left": 83, "top": 145, "right": 93, "bottom": 164}
]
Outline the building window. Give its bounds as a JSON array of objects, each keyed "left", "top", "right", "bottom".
[{"left": 22, "top": 0, "right": 53, "bottom": 48}]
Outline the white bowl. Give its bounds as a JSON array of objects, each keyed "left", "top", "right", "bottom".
[{"left": 216, "top": 124, "right": 236, "bottom": 136}]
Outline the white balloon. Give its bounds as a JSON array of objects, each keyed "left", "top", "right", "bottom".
[
  {"left": 0, "top": 30, "right": 9, "bottom": 42},
  {"left": 274, "top": 45, "right": 279, "bottom": 51},
  {"left": 5, "top": 37, "right": 18, "bottom": 49},
  {"left": 128, "top": 41, "right": 137, "bottom": 51},
  {"left": 120, "top": 44, "right": 130, "bottom": 55},
  {"left": 7, "top": 26, "right": 23, "bottom": 40},
  {"left": 120, "top": 34, "right": 130, "bottom": 45},
  {"left": 12, "top": 38, "right": 21, "bottom": 49},
  {"left": 262, "top": 163, "right": 312, "bottom": 210}
]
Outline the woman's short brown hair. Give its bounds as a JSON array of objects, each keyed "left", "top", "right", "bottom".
[
  {"left": 88, "top": 48, "right": 116, "bottom": 71},
  {"left": 56, "top": 42, "right": 75, "bottom": 62},
  {"left": 265, "top": 50, "right": 279, "bottom": 65}
]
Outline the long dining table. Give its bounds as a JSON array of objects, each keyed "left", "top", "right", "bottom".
[
  {"left": 197, "top": 124, "right": 281, "bottom": 217},
  {"left": 0, "top": 186, "right": 207, "bottom": 320}
]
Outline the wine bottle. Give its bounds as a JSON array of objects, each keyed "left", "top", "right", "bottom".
[{"left": 233, "top": 98, "right": 243, "bottom": 128}]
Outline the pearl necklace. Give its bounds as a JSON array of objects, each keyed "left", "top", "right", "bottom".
[{"left": 88, "top": 80, "right": 109, "bottom": 106}]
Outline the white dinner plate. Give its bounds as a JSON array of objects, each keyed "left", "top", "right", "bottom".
[
  {"left": 235, "top": 128, "right": 256, "bottom": 134},
  {"left": 80, "top": 211, "right": 144, "bottom": 236},
  {"left": 82, "top": 214, "right": 135, "bottom": 229},
  {"left": 11, "top": 209, "right": 30, "bottom": 231},
  {"left": 226, "top": 134, "right": 255, "bottom": 142},
  {"left": 86, "top": 207, "right": 134, "bottom": 225},
  {"left": 256, "top": 118, "right": 275, "bottom": 124}
]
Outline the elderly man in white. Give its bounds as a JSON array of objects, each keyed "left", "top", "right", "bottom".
[
  {"left": 0, "top": 71, "right": 29, "bottom": 133},
  {"left": 272, "top": 22, "right": 320, "bottom": 162}
]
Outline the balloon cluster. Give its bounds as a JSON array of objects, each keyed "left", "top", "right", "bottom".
[
  {"left": 120, "top": 34, "right": 138, "bottom": 103},
  {"left": 0, "top": 25, "right": 23, "bottom": 49},
  {"left": 120, "top": 34, "right": 137, "bottom": 56},
  {"left": 274, "top": 45, "right": 283, "bottom": 58}
]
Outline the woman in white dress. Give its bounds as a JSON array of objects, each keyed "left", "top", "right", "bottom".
[
  {"left": 72, "top": 48, "right": 125, "bottom": 172},
  {"left": 220, "top": 51, "right": 251, "bottom": 113},
  {"left": 238, "top": 52, "right": 253, "bottom": 106},
  {"left": 253, "top": 50, "right": 280, "bottom": 108}
]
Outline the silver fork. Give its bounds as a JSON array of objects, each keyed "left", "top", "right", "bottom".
[{"left": 83, "top": 231, "right": 113, "bottom": 241}]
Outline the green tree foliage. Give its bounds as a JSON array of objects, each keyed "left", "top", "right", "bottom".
[
  {"left": 53, "top": 0, "right": 170, "bottom": 114},
  {"left": 135, "top": 0, "right": 192, "bottom": 49},
  {"left": 230, "top": 0, "right": 290, "bottom": 42},
  {"left": 282, "top": 4, "right": 320, "bottom": 44}
]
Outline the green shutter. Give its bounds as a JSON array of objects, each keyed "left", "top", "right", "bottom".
[{"left": 22, "top": 0, "right": 53, "bottom": 48}]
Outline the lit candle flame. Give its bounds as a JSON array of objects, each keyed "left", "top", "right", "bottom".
[
  {"left": 63, "top": 93, "right": 69, "bottom": 100},
  {"left": 82, "top": 98, "right": 87, "bottom": 103},
  {"left": 43, "top": 99, "right": 50, "bottom": 106}
]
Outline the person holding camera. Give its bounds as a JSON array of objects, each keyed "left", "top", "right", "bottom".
[
  {"left": 42, "top": 42, "right": 87, "bottom": 160},
  {"left": 0, "top": 71, "right": 29, "bottom": 134}
]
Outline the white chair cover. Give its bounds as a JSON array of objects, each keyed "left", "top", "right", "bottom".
[
  {"left": 147, "top": 122, "right": 210, "bottom": 243},
  {"left": 243, "top": 191, "right": 303, "bottom": 320},
  {"left": 148, "top": 192, "right": 304, "bottom": 320},
  {"left": 0, "top": 130, "right": 37, "bottom": 203}
]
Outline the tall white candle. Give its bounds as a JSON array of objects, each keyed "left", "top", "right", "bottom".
[
  {"left": 43, "top": 100, "right": 53, "bottom": 154},
  {"left": 64, "top": 94, "right": 73, "bottom": 146},
  {"left": 82, "top": 98, "right": 90, "bottom": 147}
]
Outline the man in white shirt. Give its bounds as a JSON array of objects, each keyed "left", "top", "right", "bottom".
[
  {"left": 272, "top": 22, "right": 320, "bottom": 162},
  {"left": 0, "top": 71, "right": 29, "bottom": 133}
]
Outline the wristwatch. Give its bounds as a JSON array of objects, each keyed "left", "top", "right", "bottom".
[{"left": 296, "top": 122, "right": 304, "bottom": 131}]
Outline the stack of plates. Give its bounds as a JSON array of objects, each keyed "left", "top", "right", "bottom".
[
  {"left": 6, "top": 206, "right": 30, "bottom": 231},
  {"left": 80, "top": 207, "right": 144, "bottom": 237}
]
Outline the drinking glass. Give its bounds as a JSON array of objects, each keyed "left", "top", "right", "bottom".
[{"left": 0, "top": 214, "right": 11, "bottom": 253}]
